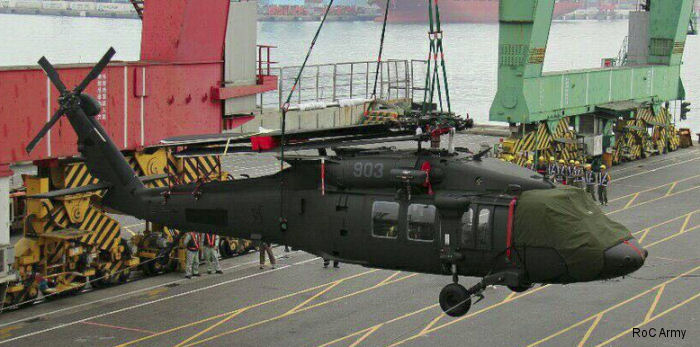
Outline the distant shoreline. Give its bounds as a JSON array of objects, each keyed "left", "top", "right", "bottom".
[
  {"left": 0, "top": 8, "right": 379, "bottom": 22},
  {"left": 0, "top": 7, "right": 138, "bottom": 19}
]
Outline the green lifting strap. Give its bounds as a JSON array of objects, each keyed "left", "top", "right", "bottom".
[
  {"left": 365, "top": 0, "right": 391, "bottom": 115},
  {"left": 422, "top": 0, "right": 451, "bottom": 115}
]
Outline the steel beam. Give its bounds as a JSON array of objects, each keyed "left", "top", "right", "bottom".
[{"left": 490, "top": 0, "right": 694, "bottom": 124}]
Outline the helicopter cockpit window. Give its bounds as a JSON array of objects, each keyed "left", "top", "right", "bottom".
[
  {"left": 372, "top": 201, "right": 399, "bottom": 239},
  {"left": 476, "top": 207, "right": 492, "bottom": 250},
  {"left": 407, "top": 204, "right": 438, "bottom": 242},
  {"left": 461, "top": 207, "right": 474, "bottom": 248}
]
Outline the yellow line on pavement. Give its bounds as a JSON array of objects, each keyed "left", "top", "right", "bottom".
[
  {"left": 387, "top": 285, "right": 551, "bottom": 347},
  {"left": 643, "top": 284, "right": 665, "bottom": 323},
  {"left": 117, "top": 269, "right": 378, "bottom": 346},
  {"left": 577, "top": 313, "right": 603, "bottom": 347},
  {"left": 609, "top": 173, "right": 700, "bottom": 203},
  {"left": 526, "top": 265, "right": 700, "bottom": 347},
  {"left": 317, "top": 305, "right": 438, "bottom": 347},
  {"left": 623, "top": 192, "right": 639, "bottom": 209},
  {"left": 665, "top": 182, "right": 678, "bottom": 196},
  {"left": 630, "top": 210, "right": 699, "bottom": 236},
  {"left": 606, "top": 185, "right": 700, "bottom": 215},
  {"left": 595, "top": 291, "right": 700, "bottom": 347},
  {"left": 376, "top": 271, "right": 401, "bottom": 286},
  {"left": 348, "top": 325, "right": 382, "bottom": 347},
  {"left": 174, "top": 308, "right": 249, "bottom": 347},
  {"left": 418, "top": 314, "right": 444, "bottom": 336},
  {"left": 643, "top": 224, "right": 700, "bottom": 248},
  {"left": 637, "top": 228, "right": 653, "bottom": 243},
  {"left": 286, "top": 281, "right": 342, "bottom": 315},
  {"left": 319, "top": 326, "right": 378, "bottom": 347},
  {"left": 679, "top": 213, "right": 693, "bottom": 233},
  {"left": 503, "top": 292, "right": 518, "bottom": 302},
  {"left": 185, "top": 273, "right": 419, "bottom": 346}
]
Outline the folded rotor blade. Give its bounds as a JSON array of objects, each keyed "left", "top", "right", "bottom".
[
  {"left": 38, "top": 56, "right": 68, "bottom": 95},
  {"left": 74, "top": 47, "right": 116, "bottom": 94},
  {"left": 25, "top": 107, "right": 64, "bottom": 154}
]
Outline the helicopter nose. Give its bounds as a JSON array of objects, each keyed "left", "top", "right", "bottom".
[{"left": 601, "top": 238, "right": 647, "bottom": 279}]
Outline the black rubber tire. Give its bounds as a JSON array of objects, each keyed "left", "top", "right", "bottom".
[
  {"left": 439, "top": 283, "right": 472, "bottom": 317},
  {"left": 507, "top": 284, "right": 532, "bottom": 293},
  {"left": 6, "top": 289, "right": 38, "bottom": 309},
  {"left": 118, "top": 268, "right": 131, "bottom": 284},
  {"left": 142, "top": 259, "right": 165, "bottom": 276},
  {"left": 219, "top": 240, "right": 233, "bottom": 259},
  {"left": 91, "top": 272, "right": 111, "bottom": 288}
]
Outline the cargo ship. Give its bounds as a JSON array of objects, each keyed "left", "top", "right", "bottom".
[{"left": 372, "top": 0, "right": 584, "bottom": 23}]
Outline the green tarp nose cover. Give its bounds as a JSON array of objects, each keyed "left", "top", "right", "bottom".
[{"left": 514, "top": 187, "right": 632, "bottom": 282}]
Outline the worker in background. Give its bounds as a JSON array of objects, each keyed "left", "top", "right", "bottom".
[
  {"left": 536, "top": 156, "right": 547, "bottom": 175},
  {"left": 565, "top": 160, "right": 575, "bottom": 185},
  {"left": 525, "top": 159, "right": 534, "bottom": 171},
  {"left": 598, "top": 165, "right": 611, "bottom": 206},
  {"left": 323, "top": 258, "right": 339, "bottom": 268},
  {"left": 572, "top": 161, "right": 584, "bottom": 188},
  {"left": 547, "top": 157, "right": 557, "bottom": 180},
  {"left": 182, "top": 231, "right": 201, "bottom": 279},
  {"left": 556, "top": 159, "right": 567, "bottom": 184},
  {"left": 584, "top": 164, "right": 597, "bottom": 201},
  {"left": 202, "top": 233, "right": 223, "bottom": 274},
  {"left": 259, "top": 241, "right": 276, "bottom": 269}
]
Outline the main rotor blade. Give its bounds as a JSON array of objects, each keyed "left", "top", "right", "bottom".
[
  {"left": 74, "top": 47, "right": 116, "bottom": 94},
  {"left": 37, "top": 56, "right": 68, "bottom": 95},
  {"left": 25, "top": 107, "right": 64, "bottom": 154}
]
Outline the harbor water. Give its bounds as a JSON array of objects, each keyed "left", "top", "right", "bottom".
[{"left": 1, "top": 13, "right": 697, "bottom": 131}]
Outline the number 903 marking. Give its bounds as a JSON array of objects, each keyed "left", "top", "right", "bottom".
[{"left": 353, "top": 162, "right": 384, "bottom": 178}]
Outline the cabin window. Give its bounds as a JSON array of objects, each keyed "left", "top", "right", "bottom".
[
  {"left": 372, "top": 201, "right": 399, "bottom": 238},
  {"left": 461, "top": 207, "right": 474, "bottom": 248},
  {"left": 407, "top": 204, "right": 438, "bottom": 242},
  {"left": 476, "top": 207, "right": 492, "bottom": 250}
]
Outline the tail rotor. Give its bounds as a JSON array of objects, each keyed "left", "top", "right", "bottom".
[{"left": 26, "top": 47, "right": 116, "bottom": 154}]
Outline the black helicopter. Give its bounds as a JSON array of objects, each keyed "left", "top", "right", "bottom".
[{"left": 27, "top": 49, "right": 647, "bottom": 317}]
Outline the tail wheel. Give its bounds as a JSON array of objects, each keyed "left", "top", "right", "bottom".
[{"left": 439, "top": 283, "right": 472, "bottom": 317}]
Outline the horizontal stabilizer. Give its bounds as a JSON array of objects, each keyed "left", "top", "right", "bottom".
[{"left": 27, "top": 174, "right": 169, "bottom": 199}]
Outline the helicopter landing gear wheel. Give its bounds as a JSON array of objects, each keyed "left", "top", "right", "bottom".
[{"left": 439, "top": 283, "right": 472, "bottom": 317}]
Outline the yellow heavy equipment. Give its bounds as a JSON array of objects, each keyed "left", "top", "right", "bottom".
[
  {"left": 496, "top": 107, "right": 681, "bottom": 168},
  {"left": 2, "top": 150, "right": 254, "bottom": 309},
  {"left": 4, "top": 163, "right": 138, "bottom": 307}
]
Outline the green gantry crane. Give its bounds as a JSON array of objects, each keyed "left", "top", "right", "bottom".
[{"left": 490, "top": 0, "right": 694, "bottom": 166}]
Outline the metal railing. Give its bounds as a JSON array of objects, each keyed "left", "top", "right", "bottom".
[{"left": 258, "top": 59, "right": 419, "bottom": 109}]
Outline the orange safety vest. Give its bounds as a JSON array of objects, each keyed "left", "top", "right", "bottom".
[
  {"left": 204, "top": 233, "right": 217, "bottom": 248},
  {"left": 186, "top": 232, "right": 200, "bottom": 251}
]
